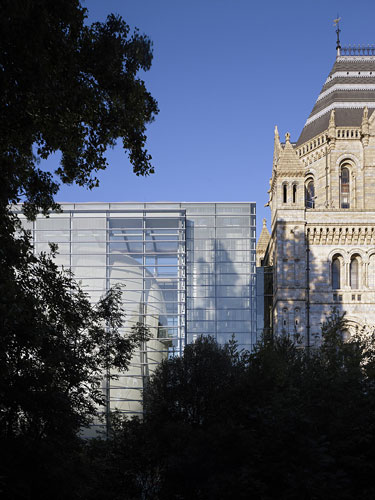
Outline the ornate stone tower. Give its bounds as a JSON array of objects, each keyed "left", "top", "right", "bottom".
[{"left": 262, "top": 41, "right": 375, "bottom": 345}]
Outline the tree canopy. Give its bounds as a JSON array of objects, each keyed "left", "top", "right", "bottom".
[
  {"left": 88, "top": 318, "right": 375, "bottom": 499},
  {"left": 0, "top": 2, "right": 157, "bottom": 497},
  {"left": 0, "top": 0, "right": 158, "bottom": 217}
]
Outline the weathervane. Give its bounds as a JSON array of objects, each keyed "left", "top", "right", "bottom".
[{"left": 334, "top": 16, "right": 341, "bottom": 56}]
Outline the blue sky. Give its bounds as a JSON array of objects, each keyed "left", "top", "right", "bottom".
[{"left": 54, "top": 0, "right": 375, "bottom": 237}]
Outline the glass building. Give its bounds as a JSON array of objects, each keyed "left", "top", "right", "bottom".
[{"left": 20, "top": 202, "right": 256, "bottom": 417}]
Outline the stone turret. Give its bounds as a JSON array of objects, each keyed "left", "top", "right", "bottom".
[{"left": 256, "top": 218, "right": 271, "bottom": 266}]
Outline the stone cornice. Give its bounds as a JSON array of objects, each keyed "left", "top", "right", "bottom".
[{"left": 307, "top": 225, "right": 375, "bottom": 245}]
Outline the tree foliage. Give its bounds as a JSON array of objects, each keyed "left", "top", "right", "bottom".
[
  {"left": 0, "top": 0, "right": 158, "bottom": 217},
  {"left": 0, "top": 2, "right": 158, "bottom": 497},
  {"left": 89, "top": 318, "right": 375, "bottom": 500},
  {"left": 0, "top": 221, "right": 146, "bottom": 499}
]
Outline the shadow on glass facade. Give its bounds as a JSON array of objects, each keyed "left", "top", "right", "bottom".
[{"left": 22, "top": 202, "right": 256, "bottom": 420}]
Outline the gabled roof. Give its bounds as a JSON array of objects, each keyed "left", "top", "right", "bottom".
[{"left": 297, "top": 50, "right": 375, "bottom": 146}]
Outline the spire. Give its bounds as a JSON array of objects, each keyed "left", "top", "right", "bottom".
[
  {"left": 256, "top": 218, "right": 271, "bottom": 266},
  {"left": 334, "top": 16, "right": 341, "bottom": 56},
  {"left": 273, "top": 125, "right": 281, "bottom": 164},
  {"left": 362, "top": 106, "right": 370, "bottom": 145}
]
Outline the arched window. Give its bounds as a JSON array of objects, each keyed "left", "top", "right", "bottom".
[
  {"left": 305, "top": 180, "right": 315, "bottom": 208},
  {"left": 369, "top": 255, "right": 375, "bottom": 288},
  {"left": 283, "top": 183, "right": 288, "bottom": 203},
  {"left": 332, "top": 256, "right": 341, "bottom": 289},
  {"left": 350, "top": 255, "right": 360, "bottom": 289},
  {"left": 292, "top": 184, "right": 297, "bottom": 204},
  {"left": 340, "top": 166, "right": 350, "bottom": 208}
]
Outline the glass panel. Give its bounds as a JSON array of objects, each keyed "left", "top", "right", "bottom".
[
  {"left": 72, "top": 218, "right": 106, "bottom": 230},
  {"left": 187, "top": 250, "right": 214, "bottom": 263},
  {"left": 145, "top": 218, "right": 180, "bottom": 228},
  {"left": 53, "top": 254, "right": 71, "bottom": 266},
  {"left": 217, "top": 309, "right": 252, "bottom": 321},
  {"left": 35, "top": 230, "right": 70, "bottom": 242},
  {"left": 215, "top": 204, "right": 250, "bottom": 214},
  {"left": 187, "top": 285, "right": 215, "bottom": 297},
  {"left": 110, "top": 278, "right": 143, "bottom": 288},
  {"left": 186, "top": 227, "right": 215, "bottom": 239},
  {"left": 109, "top": 267, "right": 143, "bottom": 279},
  {"left": 145, "top": 255, "right": 178, "bottom": 266},
  {"left": 188, "top": 309, "right": 216, "bottom": 321},
  {"left": 72, "top": 254, "right": 106, "bottom": 266},
  {"left": 187, "top": 321, "right": 216, "bottom": 333},
  {"left": 36, "top": 218, "right": 70, "bottom": 230},
  {"left": 186, "top": 240, "right": 214, "bottom": 251},
  {"left": 216, "top": 216, "right": 249, "bottom": 227},
  {"left": 216, "top": 321, "right": 252, "bottom": 333},
  {"left": 216, "top": 250, "right": 249, "bottom": 262},
  {"left": 72, "top": 230, "right": 106, "bottom": 241},
  {"left": 77, "top": 278, "right": 106, "bottom": 290},
  {"left": 216, "top": 227, "right": 250, "bottom": 238},
  {"left": 217, "top": 239, "right": 251, "bottom": 251},
  {"left": 183, "top": 204, "right": 215, "bottom": 214},
  {"left": 110, "top": 242, "right": 143, "bottom": 253},
  {"left": 145, "top": 241, "right": 179, "bottom": 253},
  {"left": 186, "top": 216, "right": 215, "bottom": 227},
  {"left": 216, "top": 274, "right": 249, "bottom": 286},
  {"left": 109, "top": 218, "right": 142, "bottom": 229},
  {"left": 72, "top": 266, "right": 106, "bottom": 278},
  {"left": 72, "top": 242, "right": 106, "bottom": 254},
  {"left": 109, "top": 254, "right": 143, "bottom": 265},
  {"left": 216, "top": 262, "right": 249, "bottom": 273},
  {"left": 34, "top": 242, "right": 70, "bottom": 254},
  {"left": 146, "top": 266, "right": 178, "bottom": 277},
  {"left": 215, "top": 285, "right": 250, "bottom": 297},
  {"left": 216, "top": 298, "right": 251, "bottom": 309}
]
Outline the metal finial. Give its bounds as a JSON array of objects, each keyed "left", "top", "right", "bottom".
[{"left": 333, "top": 16, "right": 341, "bottom": 56}]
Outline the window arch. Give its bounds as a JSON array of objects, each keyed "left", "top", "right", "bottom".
[
  {"left": 282, "top": 183, "right": 288, "bottom": 204},
  {"left": 340, "top": 165, "right": 350, "bottom": 208},
  {"left": 305, "top": 179, "right": 315, "bottom": 208},
  {"left": 292, "top": 183, "right": 297, "bottom": 204},
  {"left": 369, "top": 254, "right": 375, "bottom": 288},
  {"left": 332, "top": 255, "right": 342, "bottom": 290},
  {"left": 350, "top": 254, "right": 361, "bottom": 289}
]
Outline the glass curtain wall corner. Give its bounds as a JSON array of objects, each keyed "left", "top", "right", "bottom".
[{"left": 23, "top": 202, "right": 256, "bottom": 421}]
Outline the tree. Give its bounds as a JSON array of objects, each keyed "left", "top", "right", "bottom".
[
  {"left": 0, "top": 2, "right": 158, "bottom": 497},
  {"left": 0, "top": 231, "right": 147, "bottom": 499},
  {"left": 0, "top": 0, "right": 158, "bottom": 217},
  {"left": 93, "top": 321, "right": 375, "bottom": 500}
]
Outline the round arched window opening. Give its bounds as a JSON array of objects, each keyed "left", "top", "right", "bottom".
[
  {"left": 305, "top": 179, "right": 315, "bottom": 209},
  {"left": 350, "top": 255, "right": 360, "bottom": 289},
  {"left": 332, "top": 255, "right": 341, "bottom": 290},
  {"left": 340, "top": 165, "right": 350, "bottom": 209},
  {"left": 292, "top": 184, "right": 297, "bottom": 204},
  {"left": 283, "top": 183, "right": 288, "bottom": 204}
]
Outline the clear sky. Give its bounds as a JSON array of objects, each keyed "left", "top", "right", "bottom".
[{"left": 53, "top": 0, "right": 375, "bottom": 238}]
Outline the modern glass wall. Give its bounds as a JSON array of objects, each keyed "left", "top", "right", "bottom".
[
  {"left": 21, "top": 202, "right": 256, "bottom": 417},
  {"left": 183, "top": 203, "right": 256, "bottom": 350}
]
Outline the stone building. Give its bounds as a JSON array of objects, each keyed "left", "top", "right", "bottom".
[{"left": 257, "top": 42, "right": 375, "bottom": 344}]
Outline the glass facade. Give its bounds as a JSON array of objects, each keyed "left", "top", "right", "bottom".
[{"left": 21, "top": 202, "right": 256, "bottom": 417}]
